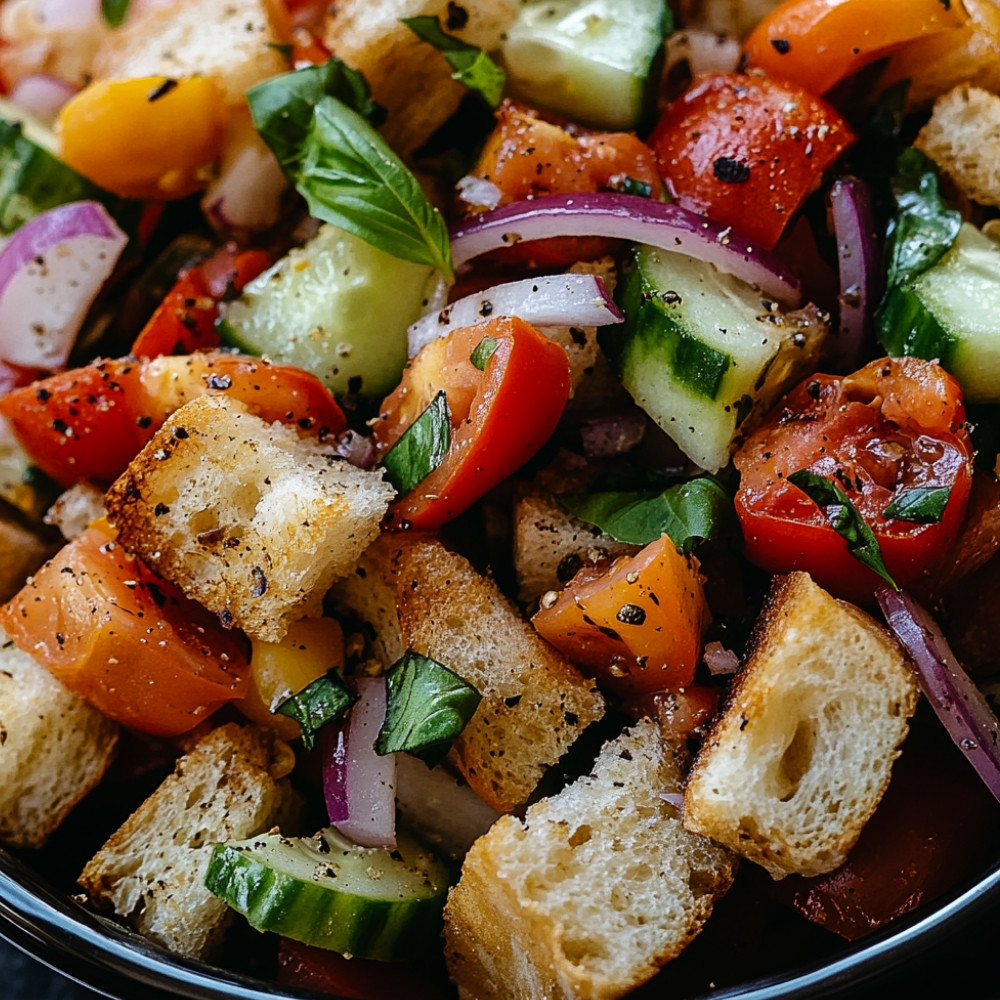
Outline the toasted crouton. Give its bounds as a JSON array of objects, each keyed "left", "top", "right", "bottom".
[
  {"left": 513, "top": 490, "right": 635, "bottom": 606},
  {"left": 444, "top": 718, "right": 737, "bottom": 1000},
  {"left": 683, "top": 572, "right": 918, "bottom": 879},
  {"left": 917, "top": 84, "right": 1000, "bottom": 208},
  {"left": 0, "top": 500, "right": 57, "bottom": 602},
  {"left": 105, "top": 395, "right": 394, "bottom": 643},
  {"left": 323, "top": 0, "right": 517, "bottom": 158},
  {"left": 0, "top": 630, "right": 119, "bottom": 849},
  {"left": 79, "top": 722, "right": 296, "bottom": 959},
  {"left": 91, "top": 0, "right": 289, "bottom": 105},
  {"left": 334, "top": 535, "right": 604, "bottom": 811}
]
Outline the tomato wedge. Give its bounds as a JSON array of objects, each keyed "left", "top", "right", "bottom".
[
  {"left": 734, "top": 357, "right": 973, "bottom": 603},
  {"left": 373, "top": 316, "right": 571, "bottom": 531},
  {"left": 743, "top": 0, "right": 968, "bottom": 98},
  {"left": 647, "top": 72, "right": 854, "bottom": 251},
  {"left": 130, "top": 247, "right": 271, "bottom": 358},
  {"left": 0, "top": 350, "right": 348, "bottom": 487},
  {"left": 532, "top": 535, "right": 708, "bottom": 708},
  {"left": 467, "top": 101, "right": 662, "bottom": 268},
  {"left": 0, "top": 523, "right": 250, "bottom": 735}
]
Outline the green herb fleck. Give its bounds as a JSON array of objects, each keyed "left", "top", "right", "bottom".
[
  {"left": 382, "top": 391, "right": 451, "bottom": 495},
  {"left": 276, "top": 670, "right": 356, "bottom": 750},
  {"left": 101, "top": 0, "right": 131, "bottom": 28},
  {"left": 470, "top": 336, "right": 500, "bottom": 371},
  {"left": 883, "top": 485, "right": 952, "bottom": 524}
]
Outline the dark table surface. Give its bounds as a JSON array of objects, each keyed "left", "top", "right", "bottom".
[{"left": 5, "top": 910, "right": 1000, "bottom": 1000}]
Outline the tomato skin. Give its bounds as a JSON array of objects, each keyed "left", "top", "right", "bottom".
[
  {"left": 0, "top": 351, "right": 347, "bottom": 487},
  {"left": 0, "top": 525, "right": 250, "bottom": 735},
  {"left": 131, "top": 248, "right": 271, "bottom": 358},
  {"left": 734, "top": 357, "right": 973, "bottom": 603},
  {"left": 647, "top": 72, "right": 854, "bottom": 250},
  {"left": 743, "top": 0, "right": 968, "bottom": 98},
  {"left": 532, "top": 535, "right": 708, "bottom": 703},
  {"left": 373, "top": 316, "right": 571, "bottom": 531},
  {"left": 467, "top": 101, "right": 662, "bottom": 268}
]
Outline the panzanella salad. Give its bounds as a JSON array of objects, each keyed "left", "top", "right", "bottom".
[{"left": 2, "top": 0, "right": 1000, "bottom": 997}]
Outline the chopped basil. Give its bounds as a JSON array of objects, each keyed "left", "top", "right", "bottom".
[
  {"left": 883, "top": 485, "right": 952, "bottom": 524},
  {"left": 883, "top": 147, "right": 962, "bottom": 289},
  {"left": 558, "top": 477, "right": 732, "bottom": 553},
  {"left": 470, "top": 336, "right": 500, "bottom": 371},
  {"left": 787, "top": 469, "right": 898, "bottom": 589},
  {"left": 276, "top": 670, "right": 357, "bottom": 750},
  {"left": 101, "top": 0, "right": 131, "bottom": 27},
  {"left": 615, "top": 176, "right": 653, "bottom": 198},
  {"left": 375, "top": 650, "right": 482, "bottom": 766},
  {"left": 401, "top": 16, "right": 506, "bottom": 108},
  {"left": 248, "top": 61, "right": 453, "bottom": 280},
  {"left": 267, "top": 42, "right": 295, "bottom": 61},
  {"left": 381, "top": 390, "right": 451, "bottom": 495}
]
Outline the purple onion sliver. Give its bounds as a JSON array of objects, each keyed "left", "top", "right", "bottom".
[
  {"left": 332, "top": 428, "right": 377, "bottom": 469},
  {"left": 703, "top": 640, "right": 741, "bottom": 676},
  {"left": 321, "top": 722, "right": 350, "bottom": 823},
  {"left": 579, "top": 409, "right": 646, "bottom": 458},
  {"left": 828, "top": 177, "right": 881, "bottom": 374},
  {"left": 407, "top": 273, "right": 623, "bottom": 357},
  {"left": 876, "top": 585, "right": 1000, "bottom": 805},
  {"left": 449, "top": 193, "right": 802, "bottom": 307}
]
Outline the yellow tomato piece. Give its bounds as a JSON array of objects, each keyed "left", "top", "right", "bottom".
[
  {"left": 238, "top": 617, "right": 345, "bottom": 740},
  {"left": 57, "top": 75, "right": 225, "bottom": 200}
]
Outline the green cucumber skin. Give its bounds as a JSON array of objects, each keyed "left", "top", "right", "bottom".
[
  {"left": 205, "top": 828, "right": 450, "bottom": 962},
  {"left": 502, "top": 0, "right": 670, "bottom": 131},
  {"left": 218, "top": 224, "right": 435, "bottom": 399},
  {"left": 601, "top": 246, "right": 825, "bottom": 472},
  {"left": 880, "top": 223, "right": 1000, "bottom": 404}
]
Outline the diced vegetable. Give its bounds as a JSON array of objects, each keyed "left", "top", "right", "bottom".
[{"left": 205, "top": 825, "right": 451, "bottom": 961}]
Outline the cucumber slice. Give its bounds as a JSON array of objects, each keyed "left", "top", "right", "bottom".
[
  {"left": 205, "top": 826, "right": 451, "bottom": 961},
  {"left": 880, "top": 223, "right": 1000, "bottom": 404},
  {"left": 0, "top": 98, "right": 136, "bottom": 236},
  {"left": 600, "top": 245, "right": 826, "bottom": 472},
  {"left": 501, "top": 0, "right": 670, "bottom": 131},
  {"left": 218, "top": 223, "right": 439, "bottom": 398}
]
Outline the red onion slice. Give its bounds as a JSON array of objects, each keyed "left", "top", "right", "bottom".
[
  {"left": 449, "top": 193, "right": 802, "bottom": 306},
  {"left": 828, "top": 177, "right": 880, "bottom": 373},
  {"left": 877, "top": 585, "right": 1000, "bottom": 805},
  {"left": 0, "top": 201, "right": 127, "bottom": 370},
  {"left": 703, "top": 640, "right": 740, "bottom": 676},
  {"left": 407, "top": 273, "right": 623, "bottom": 357},
  {"left": 324, "top": 675, "right": 397, "bottom": 849},
  {"left": 8, "top": 74, "right": 76, "bottom": 122}
]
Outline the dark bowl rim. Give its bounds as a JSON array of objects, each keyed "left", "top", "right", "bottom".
[{"left": 2, "top": 845, "right": 1000, "bottom": 1000}]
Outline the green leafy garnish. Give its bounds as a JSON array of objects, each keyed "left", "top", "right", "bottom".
[
  {"left": 267, "top": 42, "right": 295, "bottom": 61},
  {"left": 401, "top": 16, "right": 506, "bottom": 108},
  {"left": 376, "top": 650, "right": 482, "bottom": 766},
  {"left": 101, "top": 0, "right": 131, "bottom": 27},
  {"left": 787, "top": 469, "right": 898, "bottom": 589},
  {"left": 276, "top": 670, "right": 357, "bottom": 750},
  {"left": 558, "top": 477, "right": 732, "bottom": 552},
  {"left": 883, "top": 485, "right": 952, "bottom": 524},
  {"left": 883, "top": 147, "right": 962, "bottom": 288},
  {"left": 470, "top": 336, "right": 500, "bottom": 371},
  {"left": 248, "top": 61, "right": 453, "bottom": 279},
  {"left": 382, "top": 391, "right": 451, "bottom": 495},
  {"left": 611, "top": 176, "right": 653, "bottom": 198}
]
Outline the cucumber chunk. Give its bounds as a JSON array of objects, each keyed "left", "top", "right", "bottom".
[
  {"left": 0, "top": 98, "right": 136, "bottom": 236},
  {"left": 880, "top": 223, "right": 1000, "bottom": 404},
  {"left": 219, "top": 223, "right": 439, "bottom": 398},
  {"left": 501, "top": 0, "right": 670, "bottom": 131},
  {"left": 205, "top": 826, "right": 451, "bottom": 962},
  {"left": 600, "top": 245, "right": 826, "bottom": 472}
]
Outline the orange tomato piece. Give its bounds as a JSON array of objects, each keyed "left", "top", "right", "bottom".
[
  {"left": 532, "top": 535, "right": 708, "bottom": 704},
  {"left": 58, "top": 76, "right": 226, "bottom": 200},
  {"left": 0, "top": 525, "right": 250, "bottom": 735},
  {"left": 742, "top": 0, "right": 968, "bottom": 97}
]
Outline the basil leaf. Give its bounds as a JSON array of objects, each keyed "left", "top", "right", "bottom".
[
  {"left": 382, "top": 390, "right": 451, "bottom": 494},
  {"left": 883, "top": 485, "right": 952, "bottom": 524},
  {"left": 884, "top": 147, "right": 962, "bottom": 288},
  {"left": 786, "top": 469, "right": 898, "bottom": 589},
  {"left": 248, "top": 64, "right": 453, "bottom": 279},
  {"left": 470, "top": 336, "right": 499, "bottom": 371},
  {"left": 401, "top": 16, "right": 506, "bottom": 108},
  {"left": 101, "top": 0, "right": 131, "bottom": 27},
  {"left": 559, "top": 477, "right": 732, "bottom": 552},
  {"left": 610, "top": 176, "right": 653, "bottom": 199},
  {"left": 375, "top": 650, "right": 482, "bottom": 766},
  {"left": 276, "top": 670, "right": 356, "bottom": 750}
]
